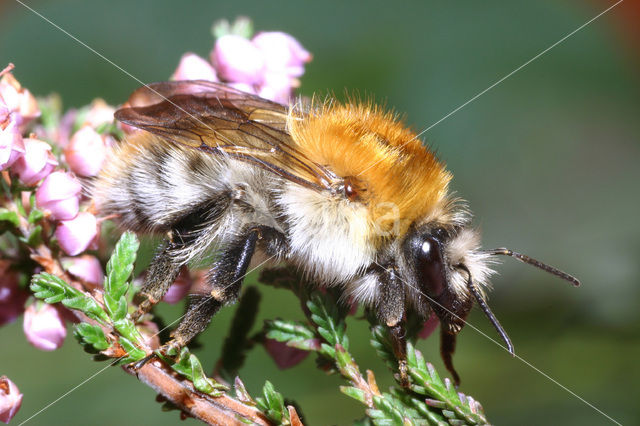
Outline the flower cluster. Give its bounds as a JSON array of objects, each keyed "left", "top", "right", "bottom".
[
  {"left": 171, "top": 19, "right": 311, "bottom": 104},
  {"left": 0, "top": 20, "right": 312, "bottom": 422}
]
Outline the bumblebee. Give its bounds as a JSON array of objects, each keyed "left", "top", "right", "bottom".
[{"left": 94, "top": 80, "right": 578, "bottom": 384}]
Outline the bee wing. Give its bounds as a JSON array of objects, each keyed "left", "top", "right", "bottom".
[{"left": 114, "top": 80, "right": 334, "bottom": 191}]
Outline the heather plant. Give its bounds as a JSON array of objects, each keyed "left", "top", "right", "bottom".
[{"left": 0, "top": 18, "right": 490, "bottom": 425}]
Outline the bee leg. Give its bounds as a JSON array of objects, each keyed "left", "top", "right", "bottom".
[
  {"left": 440, "top": 326, "right": 461, "bottom": 387},
  {"left": 377, "top": 266, "right": 409, "bottom": 386},
  {"left": 132, "top": 236, "right": 182, "bottom": 321},
  {"left": 160, "top": 227, "right": 263, "bottom": 355}
]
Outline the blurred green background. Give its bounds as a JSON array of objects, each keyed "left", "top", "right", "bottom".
[{"left": 1, "top": 0, "right": 639, "bottom": 424}]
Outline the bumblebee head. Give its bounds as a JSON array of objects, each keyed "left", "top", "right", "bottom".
[{"left": 400, "top": 220, "right": 580, "bottom": 362}]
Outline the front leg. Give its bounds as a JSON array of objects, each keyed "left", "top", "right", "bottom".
[{"left": 376, "top": 266, "right": 408, "bottom": 386}]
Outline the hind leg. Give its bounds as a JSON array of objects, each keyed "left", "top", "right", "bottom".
[
  {"left": 157, "top": 226, "right": 283, "bottom": 355},
  {"left": 132, "top": 234, "right": 183, "bottom": 321}
]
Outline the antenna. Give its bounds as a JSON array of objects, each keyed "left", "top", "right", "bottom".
[{"left": 485, "top": 248, "right": 581, "bottom": 287}]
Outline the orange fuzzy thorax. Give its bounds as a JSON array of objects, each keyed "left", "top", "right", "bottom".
[{"left": 288, "top": 101, "right": 452, "bottom": 237}]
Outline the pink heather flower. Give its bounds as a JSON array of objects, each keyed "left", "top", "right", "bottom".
[
  {"left": 62, "top": 255, "right": 104, "bottom": 287},
  {"left": 83, "top": 99, "right": 115, "bottom": 129},
  {"left": 35, "top": 171, "right": 82, "bottom": 220},
  {"left": 418, "top": 312, "right": 440, "bottom": 340},
  {"left": 211, "top": 34, "right": 265, "bottom": 84},
  {"left": 0, "top": 270, "right": 28, "bottom": 326},
  {"left": 258, "top": 72, "right": 295, "bottom": 104},
  {"left": 0, "top": 376, "right": 23, "bottom": 424},
  {"left": 163, "top": 267, "right": 193, "bottom": 304},
  {"left": 263, "top": 339, "right": 310, "bottom": 369},
  {"left": 0, "top": 72, "right": 40, "bottom": 129},
  {"left": 11, "top": 138, "right": 57, "bottom": 186},
  {"left": 252, "top": 32, "right": 312, "bottom": 78},
  {"left": 0, "top": 121, "right": 24, "bottom": 171},
  {"left": 65, "top": 126, "right": 106, "bottom": 177},
  {"left": 172, "top": 53, "right": 218, "bottom": 82},
  {"left": 23, "top": 303, "right": 67, "bottom": 351},
  {"left": 55, "top": 212, "right": 98, "bottom": 256},
  {"left": 228, "top": 82, "right": 257, "bottom": 95}
]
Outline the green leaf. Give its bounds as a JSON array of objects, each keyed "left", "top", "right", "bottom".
[
  {"left": 168, "top": 348, "right": 227, "bottom": 396},
  {"left": 118, "top": 336, "right": 146, "bottom": 364},
  {"left": 104, "top": 231, "right": 139, "bottom": 301},
  {"left": 255, "top": 381, "right": 289, "bottom": 425},
  {"left": 0, "top": 208, "right": 20, "bottom": 227},
  {"left": 234, "top": 377, "right": 255, "bottom": 406},
  {"left": 113, "top": 318, "right": 144, "bottom": 346},
  {"left": 264, "top": 319, "right": 319, "bottom": 351},
  {"left": 307, "top": 292, "right": 349, "bottom": 350},
  {"left": 103, "top": 232, "right": 138, "bottom": 319},
  {"left": 340, "top": 386, "right": 366, "bottom": 403},
  {"left": 30, "top": 273, "right": 109, "bottom": 323},
  {"left": 27, "top": 207, "right": 44, "bottom": 224},
  {"left": 27, "top": 193, "right": 44, "bottom": 224},
  {"left": 404, "top": 342, "right": 487, "bottom": 425},
  {"left": 19, "top": 224, "right": 42, "bottom": 246},
  {"left": 74, "top": 323, "right": 110, "bottom": 351}
]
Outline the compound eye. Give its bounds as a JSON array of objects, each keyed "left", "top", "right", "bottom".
[{"left": 417, "top": 236, "right": 447, "bottom": 298}]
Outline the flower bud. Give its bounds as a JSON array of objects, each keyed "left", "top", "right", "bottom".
[
  {"left": 0, "top": 121, "right": 24, "bottom": 171},
  {"left": 62, "top": 255, "right": 104, "bottom": 287},
  {"left": 212, "top": 35, "right": 265, "bottom": 84},
  {"left": 83, "top": 99, "right": 115, "bottom": 129},
  {"left": 23, "top": 302, "right": 67, "bottom": 351},
  {"left": 55, "top": 212, "right": 98, "bottom": 256},
  {"left": 0, "top": 376, "right": 23, "bottom": 424},
  {"left": 35, "top": 171, "right": 82, "bottom": 220},
  {"left": 11, "top": 138, "right": 57, "bottom": 186},
  {"left": 258, "top": 72, "right": 294, "bottom": 104},
  {"left": 65, "top": 126, "right": 106, "bottom": 177},
  {"left": 172, "top": 53, "right": 218, "bottom": 82},
  {"left": 252, "top": 32, "right": 312, "bottom": 78},
  {"left": 0, "top": 269, "right": 27, "bottom": 326},
  {"left": 163, "top": 267, "right": 193, "bottom": 304},
  {"left": 263, "top": 338, "right": 310, "bottom": 369},
  {"left": 0, "top": 72, "right": 40, "bottom": 128}
]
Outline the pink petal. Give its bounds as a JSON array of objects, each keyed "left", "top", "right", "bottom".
[
  {"left": 258, "top": 72, "right": 294, "bottom": 104},
  {"left": 65, "top": 126, "right": 106, "bottom": 177},
  {"left": 62, "top": 255, "right": 104, "bottom": 286},
  {"left": 163, "top": 268, "right": 193, "bottom": 304},
  {"left": 211, "top": 35, "right": 265, "bottom": 84},
  {"left": 23, "top": 303, "right": 67, "bottom": 351},
  {"left": 83, "top": 99, "right": 114, "bottom": 129},
  {"left": 0, "top": 376, "right": 23, "bottom": 424},
  {"left": 12, "top": 138, "right": 58, "bottom": 186},
  {"left": 35, "top": 171, "right": 82, "bottom": 220},
  {"left": 55, "top": 212, "right": 98, "bottom": 256},
  {"left": 172, "top": 53, "right": 218, "bottom": 82},
  {"left": 252, "top": 32, "right": 311, "bottom": 77},
  {"left": 0, "top": 271, "right": 27, "bottom": 326},
  {"left": 263, "top": 338, "right": 310, "bottom": 369},
  {"left": 0, "top": 121, "right": 24, "bottom": 170}
]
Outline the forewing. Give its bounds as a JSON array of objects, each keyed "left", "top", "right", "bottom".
[{"left": 115, "top": 80, "right": 333, "bottom": 191}]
